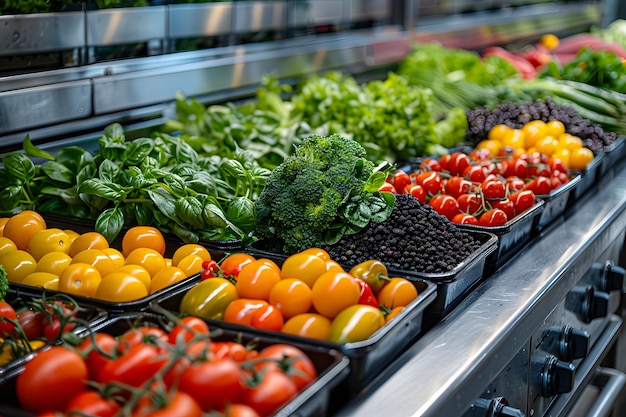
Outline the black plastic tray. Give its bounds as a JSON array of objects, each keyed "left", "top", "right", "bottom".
[
  {"left": 568, "top": 151, "right": 605, "bottom": 204},
  {"left": 0, "top": 312, "right": 350, "bottom": 417},
  {"left": 534, "top": 174, "right": 581, "bottom": 233},
  {"left": 152, "top": 273, "right": 437, "bottom": 395},
  {"left": 457, "top": 199, "right": 545, "bottom": 273},
  {"left": 0, "top": 291, "right": 110, "bottom": 383},
  {"left": 598, "top": 136, "right": 626, "bottom": 178}
]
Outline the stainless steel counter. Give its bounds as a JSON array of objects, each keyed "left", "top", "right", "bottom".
[{"left": 335, "top": 161, "right": 626, "bottom": 416}]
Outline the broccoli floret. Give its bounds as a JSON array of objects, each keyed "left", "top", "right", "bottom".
[
  {"left": 0, "top": 264, "right": 7, "bottom": 301},
  {"left": 255, "top": 134, "right": 394, "bottom": 254}
]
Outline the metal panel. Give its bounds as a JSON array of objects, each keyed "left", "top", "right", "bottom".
[
  {"left": 91, "top": 41, "right": 366, "bottom": 114},
  {"left": 0, "top": 12, "right": 84, "bottom": 56},
  {"left": 86, "top": 7, "right": 167, "bottom": 46},
  {"left": 232, "top": 1, "right": 287, "bottom": 33},
  {"left": 169, "top": 3, "right": 233, "bottom": 39},
  {"left": 0, "top": 80, "right": 91, "bottom": 136},
  {"left": 289, "top": 0, "right": 346, "bottom": 27},
  {"left": 345, "top": 0, "right": 391, "bottom": 21}
]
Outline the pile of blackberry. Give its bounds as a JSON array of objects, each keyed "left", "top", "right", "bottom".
[
  {"left": 465, "top": 97, "right": 619, "bottom": 153},
  {"left": 324, "top": 194, "right": 484, "bottom": 274}
]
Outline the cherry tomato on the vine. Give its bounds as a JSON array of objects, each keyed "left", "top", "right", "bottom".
[
  {"left": 478, "top": 208, "right": 508, "bottom": 227},
  {"left": 452, "top": 213, "right": 479, "bottom": 225},
  {"left": 510, "top": 190, "right": 536, "bottom": 216},
  {"left": 428, "top": 194, "right": 460, "bottom": 221}
]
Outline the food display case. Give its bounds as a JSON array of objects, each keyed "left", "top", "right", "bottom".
[{"left": 2, "top": 0, "right": 626, "bottom": 416}]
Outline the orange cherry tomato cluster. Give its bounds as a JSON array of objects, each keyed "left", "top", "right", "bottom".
[
  {"left": 182, "top": 249, "right": 419, "bottom": 344},
  {"left": 381, "top": 144, "right": 571, "bottom": 227},
  {"left": 14, "top": 316, "right": 319, "bottom": 417},
  {"left": 0, "top": 211, "right": 214, "bottom": 302}
]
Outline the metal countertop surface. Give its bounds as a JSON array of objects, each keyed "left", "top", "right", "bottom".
[{"left": 335, "top": 162, "right": 626, "bottom": 417}]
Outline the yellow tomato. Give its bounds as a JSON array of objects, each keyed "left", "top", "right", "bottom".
[
  {"left": 176, "top": 254, "right": 205, "bottom": 277},
  {"left": 20, "top": 272, "right": 59, "bottom": 289},
  {"left": 281, "top": 252, "right": 327, "bottom": 288},
  {"left": 27, "top": 228, "right": 71, "bottom": 261},
  {"left": 475, "top": 139, "right": 502, "bottom": 157},
  {"left": 171, "top": 244, "right": 211, "bottom": 267},
  {"left": 69, "top": 232, "right": 109, "bottom": 257},
  {"left": 116, "top": 264, "right": 151, "bottom": 289},
  {"left": 3, "top": 210, "right": 47, "bottom": 251},
  {"left": 500, "top": 128, "right": 525, "bottom": 149},
  {"left": 96, "top": 272, "right": 148, "bottom": 302},
  {"left": 35, "top": 252, "right": 72, "bottom": 276},
  {"left": 63, "top": 229, "right": 80, "bottom": 243},
  {"left": 0, "top": 250, "right": 37, "bottom": 283},
  {"left": 569, "top": 147, "right": 595, "bottom": 170},
  {"left": 557, "top": 133, "right": 583, "bottom": 150},
  {"left": 282, "top": 313, "right": 331, "bottom": 341},
  {"left": 0, "top": 237, "right": 17, "bottom": 257},
  {"left": 71, "top": 249, "right": 117, "bottom": 278},
  {"left": 545, "top": 120, "right": 566, "bottom": 138},
  {"left": 102, "top": 247, "right": 125, "bottom": 268},
  {"left": 539, "top": 33, "right": 560, "bottom": 50},
  {"left": 150, "top": 266, "right": 188, "bottom": 294},
  {"left": 522, "top": 120, "right": 547, "bottom": 148},
  {"left": 534, "top": 135, "right": 559, "bottom": 156},
  {"left": 125, "top": 247, "right": 167, "bottom": 278},
  {"left": 58, "top": 263, "right": 102, "bottom": 298},
  {"left": 121, "top": 226, "right": 166, "bottom": 258},
  {"left": 488, "top": 124, "right": 514, "bottom": 142}
]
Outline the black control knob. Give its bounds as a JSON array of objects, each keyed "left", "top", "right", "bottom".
[
  {"left": 603, "top": 260, "right": 625, "bottom": 292},
  {"left": 559, "top": 325, "right": 589, "bottom": 361},
  {"left": 565, "top": 285, "right": 610, "bottom": 323},
  {"left": 542, "top": 355, "right": 575, "bottom": 397},
  {"left": 468, "top": 397, "right": 525, "bottom": 417}
]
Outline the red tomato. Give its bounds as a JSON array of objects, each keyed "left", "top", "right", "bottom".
[
  {"left": 65, "top": 390, "right": 121, "bottom": 417},
  {"left": 179, "top": 358, "right": 247, "bottom": 411},
  {"left": 420, "top": 157, "right": 442, "bottom": 172},
  {"left": 525, "top": 176, "right": 552, "bottom": 195},
  {"left": 220, "top": 253, "right": 256, "bottom": 279},
  {"left": 224, "top": 299, "right": 269, "bottom": 326},
  {"left": 462, "top": 164, "right": 487, "bottom": 183},
  {"left": 132, "top": 391, "right": 203, "bottom": 417},
  {"left": 438, "top": 154, "right": 451, "bottom": 171},
  {"left": 428, "top": 194, "right": 460, "bottom": 221},
  {"left": 506, "top": 176, "right": 526, "bottom": 191},
  {"left": 97, "top": 343, "right": 168, "bottom": 388},
  {"left": 117, "top": 326, "right": 168, "bottom": 353},
  {"left": 378, "top": 182, "right": 397, "bottom": 193},
  {"left": 0, "top": 301, "right": 17, "bottom": 336},
  {"left": 510, "top": 190, "right": 536, "bottom": 216},
  {"left": 480, "top": 178, "right": 506, "bottom": 200},
  {"left": 415, "top": 171, "right": 443, "bottom": 195},
  {"left": 491, "top": 198, "right": 515, "bottom": 220},
  {"left": 457, "top": 193, "right": 483, "bottom": 216},
  {"left": 77, "top": 332, "right": 119, "bottom": 380},
  {"left": 407, "top": 184, "right": 427, "bottom": 203},
  {"left": 16, "top": 309, "right": 43, "bottom": 340},
  {"left": 17, "top": 346, "right": 88, "bottom": 414},
  {"left": 243, "top": 370, "right": 299, "bottom": 417},
  {"left": 255, "top": 344, "right": 318, "bottom": 390},
  {"left": 221, "top": 404, "right": 262, "bottom": 417},
  {"left": 478, "top": 209, "right": 508, "bottom": 227},
  {"left": 168, "top": 316, "right": 210, "bottom": 345},
  {"left": 502, "top": 157, "right": 528, "bottom": 178},
  {"left": 42, "top": 317, "right": 75, "bottom": 341},
  {"left": 451, "top": 213, "right": 479, "bottom": 225},
  {"left": 447, "top": 152, "right": 471, "bottom": 176},
  {"left": 445, "top": 176, "right": 473, "bottom": 198},
  {"left": 211, "top": 341, "right": 255, "bottom": 362},
  {"left": 391, "top": 170, "right": 411, "bottom": 194}
]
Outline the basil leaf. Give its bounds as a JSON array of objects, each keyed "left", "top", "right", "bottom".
[
  {"left": 99, "top": 160, "right": 121, "bottom": 183},
  {"left": 23, "top": 134, "right": 54, "bottom": 160},
  {"left": 41, "top": 161, "right": 75, "bottom": 184},
  {"left": 175, "top": 196, "right": 204, "bottom": 229},
  {"left": 95, "top": 207, "right": 125, "bottom": 243},
  {"left": 147, "top": 187, "right": 179, "bottom": 224},
  {"left": 123, "top": 138, "right": 155, "bottom": 166},
  {"left": 226, "top": 196, "right": 256, "bottom": 234},
  {"left": 0, "top": 185, "right": 23, "bottom": 211},
  {"left": 3, "top": 153, "right": 36, "bottom": 182},
  {"left": 78, "top": 179, "right": 126, "bottom": 202}
]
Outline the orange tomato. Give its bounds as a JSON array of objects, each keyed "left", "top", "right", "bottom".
[
  {"left": 102, "top": 248, "right": 125, "bottom": 268},
  {"left": 298, "top": 247, "right": 331, "bottom": 262},
  {"left": 269, "top": 278, "right": 313, "bottom": 319},
  {"left": 116, "top": 264, "right": 151, "bottom": 289},
  {"left": 0, "top": 217, "right": 9, "bottom": 237},
  {"left": 280, "top": 252, "right": 327, "bottom": 288},
  {"left": 377, "top": 278, "right": 418, "bottom": 309},
  {"left": 311, "top": 271, "right": 360, "bottom": 318},
  {"left": 236, "top": 259, "right": 282, "bottom": 300},
  {"left": 282, "top": 313, "right": 332, "bottom": 341},
  {"left": 121, "top": 226, "right": 166, "bottom": 257},
  {"left": 223, "top": 298, "right": 269, "bottom": 326},
  {"left": 58, "top": 263, "right": 102, "bottom": 298},
  {"left": 69, "top": 232, "right": 109, "bottom": 257},
  {"left": 3, "top": 210, "right": 47, "bottom": 251},
  {"left": 176, "top": 254, "right": 205, "bottom": 277},
  {"left": 219, "top": 253, "right": 255, "bottom": 278},
  {"left": 27, "top": 228, "right": 71, "bottom": 261},
  {"left": 70, "top": 249, "right": 117, "bottom": 278}
]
